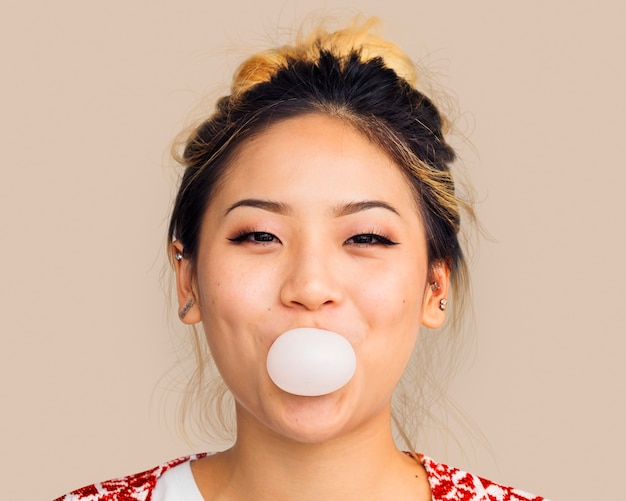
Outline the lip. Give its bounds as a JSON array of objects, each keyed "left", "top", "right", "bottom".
[
  {"left": 270, "top": 325, "right": 359, "bottom": 348},
  {"left": 274, "top": 325, "right": 339, "bottom": 339}
]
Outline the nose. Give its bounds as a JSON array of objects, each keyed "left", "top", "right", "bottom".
[{"left": 279, "top": 245, "right": 343, "bottom": 311}]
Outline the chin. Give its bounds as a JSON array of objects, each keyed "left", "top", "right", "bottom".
[{"left": 267, "top": 391, "right": 358, "bottom": 444}]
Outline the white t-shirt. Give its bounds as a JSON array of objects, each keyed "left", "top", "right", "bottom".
[{"left": 152, "top": 460, "right": 204, "bottom": 501}]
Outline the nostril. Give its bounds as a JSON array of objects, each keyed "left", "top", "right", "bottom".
[
  {"left": 278, "top": 252, "right": 343, "bottom": 310},
  {"left": 280, "top": 276, "right": 342, "bottom": 310}
]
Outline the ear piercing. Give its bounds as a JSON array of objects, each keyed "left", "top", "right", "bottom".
[
  {"left": 175, "top": 250, "right": 193, "bottom": 319},
  {"left": 432, "top": 282, "right": 447, "bottom": 311},
  {"left": 179, "top": 298, "right": 195, "bottom": 319}
]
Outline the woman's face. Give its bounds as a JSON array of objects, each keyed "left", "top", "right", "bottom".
[{"left": 176, "top": 114, "right": 447, "bottom": 443}]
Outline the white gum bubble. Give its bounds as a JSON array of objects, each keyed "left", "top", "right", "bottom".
[{"left": 266, "top": 328, "right": 357, "bottom": 397}]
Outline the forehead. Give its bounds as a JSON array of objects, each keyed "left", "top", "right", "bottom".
[{"left": 213, "top": 114, "right": 420, "bottom": 212}]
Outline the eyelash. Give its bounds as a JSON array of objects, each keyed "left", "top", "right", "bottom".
[
  {"left": 345, "top": 232, "right": 398, "bottom": 247},
  {"left": 228, "top": 229, "right": 281, "bottom": 244},
  {"left": 228, "top": 229, "right": 398, "bottom": 247}
]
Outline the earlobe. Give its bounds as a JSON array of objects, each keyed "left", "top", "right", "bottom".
[
  {"left": 172, "top": 241, "right": 202, "bottom": 325},
  {"left": 179, "top": 298, "right": 196, "bottom": 320},
  {"left": 421, "top": 261, "right": 450, "bottom": 329}
]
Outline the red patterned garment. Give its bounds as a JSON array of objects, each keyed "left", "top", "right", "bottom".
[
  {"left": 54, "top": 453, "right": 547, "bottom": 500},
  {"left": 419, "top": 455, "right": 547, "bottom": 501}
]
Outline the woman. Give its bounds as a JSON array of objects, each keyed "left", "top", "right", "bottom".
[{"left": 55, "top": 18, "right": 546, "bottom": 501}]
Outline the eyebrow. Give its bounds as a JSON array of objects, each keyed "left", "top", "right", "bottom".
[
  {"left": 333, "top": 200, "right": 400, "bottom": 217},
  {"left": 224, "top": 199, "right": 400, "bottom": 217},
  {"left": 224, "top": 199, "right": 291, "bottom": 216}
]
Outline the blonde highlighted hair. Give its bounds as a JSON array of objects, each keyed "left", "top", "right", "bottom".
[{"left": 232, "top": 18, "right": 418, "bottom": 97}]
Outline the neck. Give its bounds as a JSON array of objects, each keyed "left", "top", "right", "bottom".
[{"left": 193, "top": 404, "right": 431, "bottom": 501}]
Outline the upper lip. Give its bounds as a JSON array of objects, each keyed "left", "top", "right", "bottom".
[{"left": 283, "top": 324, "right": 336, "bottom": 333}]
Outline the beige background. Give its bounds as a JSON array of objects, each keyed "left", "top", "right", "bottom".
[{"left": 1, "top": 1, "right": 624, "bottom": 500}]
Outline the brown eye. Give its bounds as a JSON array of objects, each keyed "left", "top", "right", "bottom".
[
  {"left": 229, "top": 231, "right": 281, "bottom": 244},
  {"left": 345, "top": 234, "right": 398, "bottom": 246}
]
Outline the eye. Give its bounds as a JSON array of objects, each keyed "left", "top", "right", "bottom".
[
  {"left": 344, "top": 233, "right": 398, "bottom": 247},
  {"left": 228, "top": 231, "right": 281, "bottom": 245}
]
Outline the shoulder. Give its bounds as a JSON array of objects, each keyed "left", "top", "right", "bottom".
[
  {"left": 420, "top": 455, "right": 548, "bottom": 501},
  {"left": 53, "top": 454, "right": 207, "bottom": 501}
]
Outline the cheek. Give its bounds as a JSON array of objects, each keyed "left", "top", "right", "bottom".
[
  {"left": 198, "top": 258, "right": 273, "bottom": 325},
  {"left": 194, "top": 256, "right": 279, "bottom": 379},
  {"left": 195, "top": 266, "right": 266, "bottom": 390},
  {"left": 359, "top": 261, "right": 427, "bottom": 328},
  {"left": 355, "top": 258, "right": 427, "bottom": 372}
]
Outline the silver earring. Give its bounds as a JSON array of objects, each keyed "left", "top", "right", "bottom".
[
  {"left": 439, "top": 298, "right": 448, "bottom": 311},
  {"left": 430, "top": 282, "right": 440, "bottom": 292},
  {"left": 175, "top": 252, "right": 183, "bottom": 261},
  {"left": 179, "top": 298, "right": 195, "bottom": 319}
]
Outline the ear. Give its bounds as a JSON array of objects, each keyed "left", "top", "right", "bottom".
[
  {"left": 421, "top": 260, "right": 450, "bottom": 329},
  {"left": 172, "top": 241, "right": 202, "bottom": 325}
]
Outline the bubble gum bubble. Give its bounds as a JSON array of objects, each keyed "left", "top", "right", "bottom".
[{"left": 266, "top": 328, "right": 357, "bottom": 397}]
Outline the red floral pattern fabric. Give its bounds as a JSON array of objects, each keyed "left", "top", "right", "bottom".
[
  {"left": 420, "top": 455, "right": 546, "bottom": 501},
  {"left": 54, "top": 454, "right": 547, "bottom": 500},
  {"left": 53, "top": 454, "right": 207, "bottom": 501}
]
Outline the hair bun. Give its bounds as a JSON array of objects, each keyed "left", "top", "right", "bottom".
[{"left": 232, "top": 17, "right": 417, "bottom": 98}]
